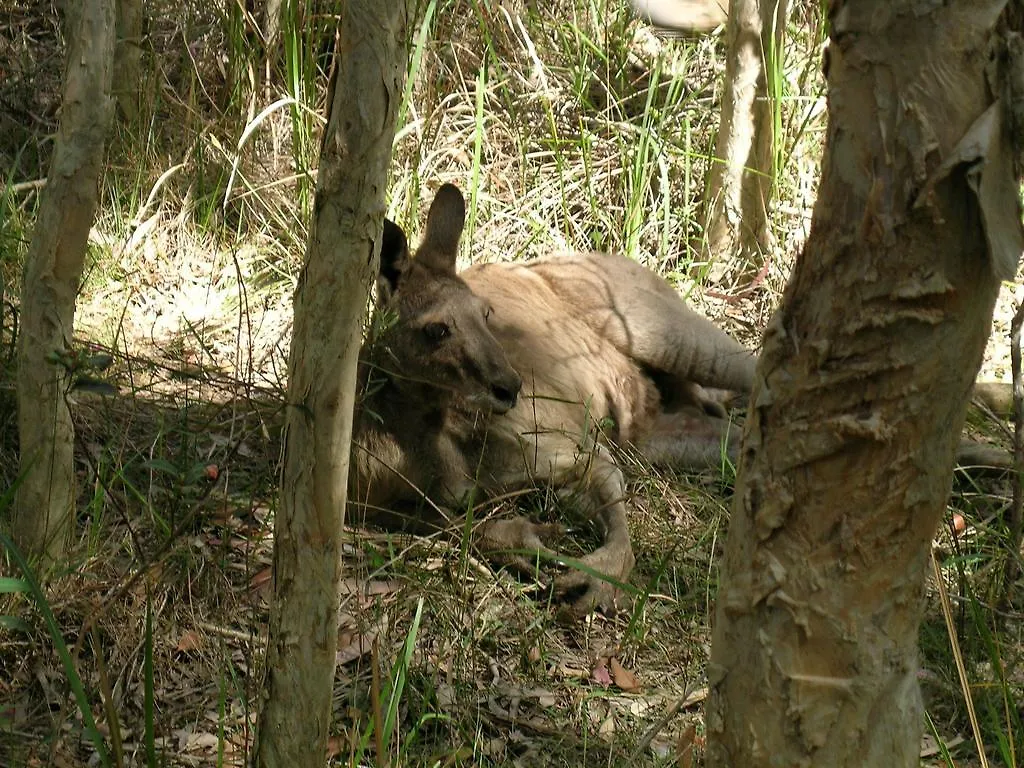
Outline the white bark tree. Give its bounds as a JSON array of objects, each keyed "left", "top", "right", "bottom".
[
  {"left": 701, "top": 0, "right": 787, "bottom": 271},
  {"left": 706, "top": 1, "right": 1024, "bottom": 765},
  {"left": 629, "top": 0, "right": 789, "bottom": 274},
  {"left": 253, "top": 2, "right": 415, "bottom": 764}
]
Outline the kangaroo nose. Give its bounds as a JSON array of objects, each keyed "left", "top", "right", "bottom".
[{"left": 491, "top": 372, "right": 522, "bottom": 411}]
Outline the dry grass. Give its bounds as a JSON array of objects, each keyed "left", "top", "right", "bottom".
[{"left": 0, "top": 1, "right": 1021, "bottom": 766}]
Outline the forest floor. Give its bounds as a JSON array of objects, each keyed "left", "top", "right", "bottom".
[{"left": 0, "top": 1, "right": 1021, "bottom": 766}]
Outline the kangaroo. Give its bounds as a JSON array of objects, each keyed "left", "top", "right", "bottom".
[
  {"left": 628, "top": 0, "right": 729, "bottom": 34},
  {"left": 349, "top": 184, "right": 756, "bottom": 615}
]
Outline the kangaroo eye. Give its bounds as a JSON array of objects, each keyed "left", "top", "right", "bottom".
[{"left": 423, "top": 322, "right": 450, "bottom": 342}]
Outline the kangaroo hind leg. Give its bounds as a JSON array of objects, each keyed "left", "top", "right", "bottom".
[{"left": 634, "top": 408, "right": 741, "bottom": 471}]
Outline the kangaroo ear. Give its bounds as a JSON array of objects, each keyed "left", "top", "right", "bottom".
[
  {"left": 378, "top": 218, "right": 409, "bottom": 299},
  {"left": 416, "top": 184, "right": 465, "bottom": 274}
]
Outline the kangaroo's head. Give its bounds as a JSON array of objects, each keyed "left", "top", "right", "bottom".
[{"left": 375, "top": 184, "right": 522, "bottom": 414}]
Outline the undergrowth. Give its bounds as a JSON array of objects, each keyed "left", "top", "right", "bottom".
[{"left": 0, "top": 1, "right": 1021, "bottom": 766}]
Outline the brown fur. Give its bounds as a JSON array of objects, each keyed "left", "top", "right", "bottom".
[
  {"left": 350, "top": 184, "right": 756, "bottom": 615},
  {"left": 628, "top": 0, "right": 729, "bottom": 33}
]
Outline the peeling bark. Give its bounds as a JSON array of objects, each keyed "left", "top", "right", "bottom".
[
  {"left": 14, "top": 0, "right": 116, "bottom": 561},
  {"left": 253, "top": 3, "right": 413, "bottom": 765},
  {"left": 706, "top": 2, "right": 1023, "bottom": 766},
  {"left": 703, "top": 0, "right": 787, "bottom": 272}
]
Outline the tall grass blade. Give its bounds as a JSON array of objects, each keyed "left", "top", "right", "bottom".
[
  {"left": 144, "top": 597, "right": 157, "bottom": 767},
  {"left": 383, "top": 597, "right": 425, "bottom": 747},
  {"left": 91, "top": 623, "right": 125, "bottom": 767},
  {"left": 399, "top": 0, "right": 439, "bottom": 133},
  {"left": 0, "top": 576, "right": 31, "bottom": 632},
  {"left": 467, "top": 60, "right": 488, "bottom": 244},
  {"left": 354, "top": 597, "right": 425, "bottom": 761},
  {"left": 931, "top": 550, "right": 989, "bottom": 768},
  {"left": 1, "top": 531, "right": 112, "bottom": 766},
  {"left": 924, "top": 710, "right": 957, "bottom": 767}
]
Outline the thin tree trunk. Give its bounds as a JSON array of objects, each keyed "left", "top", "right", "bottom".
[
  {"left": 14, "top": 0, "right": 116, "bottom": 561},
  {"left": 113, "top": 0, "right": 142, "bottom": 121},
  {"left": 253, "top": 3, "right": 413, "bottom": 765},
  {"left": 706, "top": 1, "right": 1022, "bottom": 765},
  {"left": 262, "top": 0, "right": 283, "bottom": 61},
  {"left": 702, "top": 0, "right": 787, "bottom": 272}
]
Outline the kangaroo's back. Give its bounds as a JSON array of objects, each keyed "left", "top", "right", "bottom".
[
  {"left": 461, "top": 251, "right": 756, "bottom": 441},
  {"left": 522, "top": 252, "right": 755, "bottom": 393},
  {"left": 460, "top": 258, "right": 663, "bottom": 446}
]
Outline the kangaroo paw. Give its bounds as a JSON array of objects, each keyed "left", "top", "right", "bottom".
[
  {"left": 552, "top": 544, "right": 635, "bottom": 617},
  {"left": 475, "top": 517, "right": 565, "bottom": 578}
]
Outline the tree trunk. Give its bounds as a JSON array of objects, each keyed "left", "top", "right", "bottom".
[
  {"left": 702, "top": 0, "right": 787, "bottom": 273},
  {"left": 14, "top": 0, "right": 116, "bottom": 561},
  {"left": 113, "top": 0, "right": 142, "bottom": 121},
  {"left": 262, "top": 0, "right": 283, "bottom": 63},
  {"left": 253, "top": 3, "right": 413, "bottom": 765},
  {"left": 706, "top": 1, "right": 1023, "bottom": 766}
]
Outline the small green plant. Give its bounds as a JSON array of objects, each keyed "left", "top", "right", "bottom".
[
  {"left": 0, "top": 576, "right": 31, "bottom": 633},
  {"left": 353, "top": 597, "right": 426, "bottom": 765}
]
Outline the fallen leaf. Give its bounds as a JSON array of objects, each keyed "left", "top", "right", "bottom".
[
  {"left": 591, "top": 657, "right": 612, "bottom": 686},
  {"left": 326, "top": 735, "right": 345, "bottom": 758},
  {"left": 553, "top": 661, "right": 590, "bottom": 679},
  {"left": 533, "top": 689, "right": 557, "bottom": 708},
  {"left": 339, "top": 578, "right": 402, "bottom": 597},
  {"left": 176, "top": 630, "right": 204, "bottom": 653},
  {"left": 337, "top": 629, "right": 377, "bottom": 665},
  {"left": 189, "top": 731, "right": 220, "bottom": 751},
  {"left": 436, "top": 683, "right": 456, "bottom": 710},
  {"left": 480, "top": 737, "right": 506, "bottom": 759},
  {"left": 175, "top": 728, "right": 220, "bottom": 752},
  {"left": 609, "top": 657, "right": 641, "bottom": 692},
  {"left": 677, "top": 723, "right": 696, "bottom": 768},
  {"left": 920, "top": 733, "right": 965, "bottom": 758},
  {"left": 249, "top": 567, "right": 272, "bottom": 591}
]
